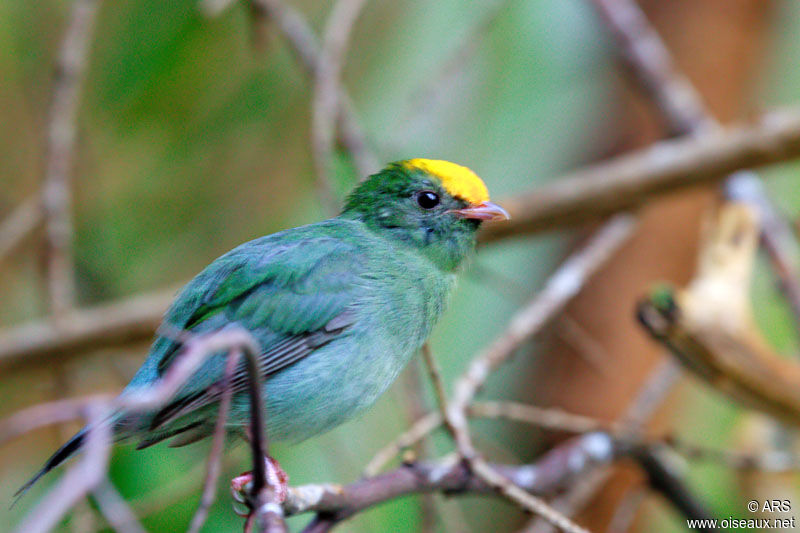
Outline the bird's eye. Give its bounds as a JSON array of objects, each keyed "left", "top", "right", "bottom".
[{"left": 416, "top": 191, "right": 440, "bottom": 209}]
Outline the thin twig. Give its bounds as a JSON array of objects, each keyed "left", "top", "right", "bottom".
[
  {"left": 91, "top": 478, "right": 146, "bottom": 533},
  {"left": 6, "top": 329, "right": 276, "bottom": 533},
  {"left": 397, "top": 358, "right": 437, "bottom": 533},
  {"left": 310, "top": 0, "right": 369, "bottom": 212},
  {"left": 13, "top": 403, "right": 111, "bottom": 533},
  {"left": 43, "top": 0, "right": 101, "bottom": 317},
  {"left": 446, "top": 216, "right": 635, "bottom": 530},
  {"left": 251, "top": 0, "right": 379, "bottom": 180},
  {"left": 451, "top": 214, "right": 637, "bottom": 454},
  {"left": 0, "top": 195, "right": 42, "bottom": 265},
  {"left": 522, "top": 355, "right": 681, "bottom": 533},
  {"left": 187, "top": 349, "right": 241, "bottom": 533},
  {"left": 588, "top": 0, "right": 715, "bottom": 136},
  {"left": 521, "top": 467, "right": 611, "bottom": 533},
  {"left": 469, "top": 401, "right": 612, "bottom": 435}
]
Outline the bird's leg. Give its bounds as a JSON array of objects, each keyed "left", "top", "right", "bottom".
[
  {"left": 230, "top": 428, "right": 289, "bottom": 516},
  {"left": 230, "top": 456, "right": 289, "bottom": 504}
]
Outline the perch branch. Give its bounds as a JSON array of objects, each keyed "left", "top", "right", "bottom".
[{"left": 294, "top": 433, "right": 617, "bottom": 532}]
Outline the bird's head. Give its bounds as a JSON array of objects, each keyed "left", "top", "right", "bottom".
[{"left": 342, "top": 159, "right": 509, "bottom": 270}]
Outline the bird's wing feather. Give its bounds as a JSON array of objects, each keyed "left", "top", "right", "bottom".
[{"left": 145, "top": 231, "right": 364, "bottom": 432}]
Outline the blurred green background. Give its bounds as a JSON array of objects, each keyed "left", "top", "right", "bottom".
[{"left": 2, "top": 0, "right": 800, "bottom": 531}]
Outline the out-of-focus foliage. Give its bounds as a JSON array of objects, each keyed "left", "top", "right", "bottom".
[{"left": 1, "top": 0, "right": 799, "bottom": 532}]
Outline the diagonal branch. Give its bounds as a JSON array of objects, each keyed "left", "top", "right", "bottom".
[
  {"left": 479, "top": 107, "right": 800, "bottom": 242},
  {"left": 310, "top": 0, "right": 369, "bottom": 213},
  {"left": 0, "top": 195, "right": 42, "bottom": 266},
  {"left": 251, "top": 0, "right": 379, "bottom": 181}
]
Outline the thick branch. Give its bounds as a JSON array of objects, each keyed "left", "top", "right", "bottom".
[
  {"left": 590, "top": 0, "right": 800, "bottom": 335},
  {"left": 479, "top": 108, "right": 800, "bottom": 242}
]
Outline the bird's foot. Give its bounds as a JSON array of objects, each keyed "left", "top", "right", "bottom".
[{"left": 231, "top": 456, "right": 289, "bottom": 516}]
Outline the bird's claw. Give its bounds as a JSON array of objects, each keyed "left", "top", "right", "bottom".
[{"left": 230, "top": 456, "right": 289, "bottom": 516}]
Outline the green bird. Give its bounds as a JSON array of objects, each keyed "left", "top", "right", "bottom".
[{"left": 18, "top": 158, "right": 508, "bottom": 499}]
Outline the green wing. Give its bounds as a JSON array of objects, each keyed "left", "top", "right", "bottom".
[{"left": 141, "top": 228, "right": 363, "bottom": 436}]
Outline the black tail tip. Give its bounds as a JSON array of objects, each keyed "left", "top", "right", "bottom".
[{"left": 10, "top": 430, "right": 85, "bottom": 508}]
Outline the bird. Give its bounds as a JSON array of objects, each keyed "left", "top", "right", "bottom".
[{"left": 17, "top": 158, "right": 509, "bottom": 501}]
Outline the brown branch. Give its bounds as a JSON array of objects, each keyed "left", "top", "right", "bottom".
[
  {"left": 0, "top": 195, "right": 42, "bottom": 265},
  {"left": 250, "top": 0, "right": 379, "bottom": 179},
  {"left": 13, "top": 402, "right": 112, "bottom": 533},
  {"left": 0, "top": 286, "right": 177, "bottom": 369},
  {"left": 479, "top": 108, "right": 800, "bottom": 243},
  {"left": 288, "top": 433, "right": 618, "bottom": 530},
  {"left": 590, "top": 0, "right": 800, "bottom": 335},
  {"left": 397, "top": 356, "right": 437, "bottom": 532},
  {"left": 42, "top": 0, "right": 101, "bottom": 317},
  {"left": 588, "top": 0, "right": 715, "bottom": 136}
]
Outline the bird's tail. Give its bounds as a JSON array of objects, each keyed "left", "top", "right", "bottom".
[{"left": 12, "top": 428, "right": 86, "bottom": 507}]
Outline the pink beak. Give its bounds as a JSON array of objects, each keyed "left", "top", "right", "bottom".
[{"left": 449, "top": 201, "right": 510, "bottom": 221}]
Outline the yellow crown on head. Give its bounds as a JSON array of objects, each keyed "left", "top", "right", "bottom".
[{"left": 403, "top": 159, "right": 489, "bottom": 206}]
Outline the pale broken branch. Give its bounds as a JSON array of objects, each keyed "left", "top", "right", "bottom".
[{"left": 638, "top": 203, "right": 800, "bottom": 427}]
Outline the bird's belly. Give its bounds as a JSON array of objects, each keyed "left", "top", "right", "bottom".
[{"left": 257, "top": 330, "right": 414, "bottom": 442}]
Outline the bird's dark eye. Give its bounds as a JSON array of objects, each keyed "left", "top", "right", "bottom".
[{"left": 416, "top": 191, "right": 440, "bottom": 209}]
